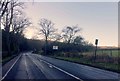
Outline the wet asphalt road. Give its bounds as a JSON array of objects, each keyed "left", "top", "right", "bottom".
[
  {"left": 2, "top": 52, "right": 120, "bottom": 81},
  {"left": 2, "top": 53, "right": 78, "bottom": 81}
]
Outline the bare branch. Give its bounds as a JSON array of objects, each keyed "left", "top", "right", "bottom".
[{"left": 62, "top": 25, "right": 81, "bottom": 44}]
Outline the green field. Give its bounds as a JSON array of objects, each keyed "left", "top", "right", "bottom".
[
  {"left": 53, "top": 56, "right": 120, "bottom": 73},
  {"left": 83, "top": 49, "right": 119, "bottom": 57},
  {"left": 50, "top": 49, "right": 120, "bottom": 73}
]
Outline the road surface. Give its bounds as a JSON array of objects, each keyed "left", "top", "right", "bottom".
[{"left": 2, "top": 52, "right": 120, "bottom": 81}]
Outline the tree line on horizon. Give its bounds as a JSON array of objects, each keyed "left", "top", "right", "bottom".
[
  {"left": 36, "top": 18, "right": 94, "bottom": 55},
  {"left": 0, "top": 0, "right": 94, "bottom": 58}
]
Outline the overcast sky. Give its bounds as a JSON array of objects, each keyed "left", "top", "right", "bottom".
[{"left": 23, "top": 2, "right": 118, "bottom": 47}]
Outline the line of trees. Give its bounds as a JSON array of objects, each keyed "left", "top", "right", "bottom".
[
  {"left": 1, "top": 1, "right": 94, "bottom": 58},
  {"left": 1, "top": 0, "right": 31, "bottom": 58},
  {"left": 37, "top": 18, "right": 94, "bottom": 55}
]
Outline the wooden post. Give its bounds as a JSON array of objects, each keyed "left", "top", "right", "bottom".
[{"left": 94, "top": 39, "right": 98, "bottom": 62}]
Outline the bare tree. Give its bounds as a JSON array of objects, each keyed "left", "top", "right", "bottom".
[
  {"left": 73, "top": 35, "right": 84, "bottom": 45},
  {"left": 38, "top": 18, "right": 56, "bottom": 54},
  {"left": 10, "top": 15, "right": 31, "bottom": 52},
  {"left": 12, "top": 16, "right": 31, "bottom": 35},
  {"left": 62, "top": 25, "right": 81, "bottom": 44},
  {"left": 1, "top": 0, "right": 24, "bottom": 31},
  {"left": 49, "top": 33, "right": 62, "bottom": 42},
  {"left": 1, "top": 0, "right": 24, "bottom": 55},
  {"left": 0, "top": 0, "right": 9, "bottom": 19}
]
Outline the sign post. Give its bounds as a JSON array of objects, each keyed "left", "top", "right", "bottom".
[
  {"left": 94, "top": 39, "right": 98, "bottom": 62},
  {"left": 53, "top": 46, "right": 58, "bottom": 56},
  {"left": 53, "top": 46, "right": 58, "bottom": 50}
]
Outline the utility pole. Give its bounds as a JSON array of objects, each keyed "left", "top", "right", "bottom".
[{"left": 94, "top": 39, "right": 98, "bottom": 62}]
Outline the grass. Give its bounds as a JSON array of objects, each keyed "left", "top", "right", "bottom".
[
  {"left": 97, "top": 50, "right": 119, "bottom": 57},
  {"left": 2, "top": 55, "right": 17, "bottom": 65},
  {"left": 83, "top": 49, "right": 120, "bottom": 57},
  {"left": 52, "top": 56, "right": 120, "bottom": 73},
  {"left": 38, "top": 49, "right": 120, "bottom": 73}
]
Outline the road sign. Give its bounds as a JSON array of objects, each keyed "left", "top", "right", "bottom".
[
  {"left": 94, "top": 39, "right": 98, "bottom": 62},
  {"left": 95, "top": 39, "right": 98, "bottom": 45},
  {"left": 53, "top": 46, "right": 58, "bottom": 50}
]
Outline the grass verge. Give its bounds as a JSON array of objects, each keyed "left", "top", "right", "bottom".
[
  {"left": 51, "top": 56, "right": 120, "bottom": 73},
  {"left": 2, "top": 55, "right": 17, "bottom": 66}
]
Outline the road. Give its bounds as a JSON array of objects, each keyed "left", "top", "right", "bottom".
[{"left": 2, "top": 52, "right": 120, "bottom": 81}]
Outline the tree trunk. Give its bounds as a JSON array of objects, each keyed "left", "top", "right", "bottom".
[
  {"left": 45, "top": 36, "right": 48, "bottom": 55},
  {"left": 5, "top": 8, "right": 11, "bottom": 56}
]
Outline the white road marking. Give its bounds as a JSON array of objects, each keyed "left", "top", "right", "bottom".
[
  {"left": 49, "top": 64, "right": 53, "bottom": 68},
  {"left": 31, "top": 54, "right": 83, "bottom": 81},
  {"left": 28, "top": 55, "right": 50, "bottom": 79},
  {"left": 1, "top": 54, "right": 21, "bottom": 81},
  {"left": 25, "top": 54, "right": 30, "bottom": 79},
  {"left": 41, "top": 59, "right": 83, "bottom": 81}
]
